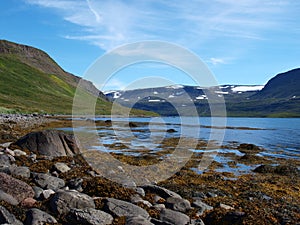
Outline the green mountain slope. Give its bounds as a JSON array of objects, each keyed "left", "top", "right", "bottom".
[{"left": 0, "top": 40, "right": 154, "bottom": 115}]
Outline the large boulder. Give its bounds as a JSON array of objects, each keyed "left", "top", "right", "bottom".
[
  {"left": 0, "top": 172, "right": 34, "bottom": 204},
  {"left": 14, "top": 130, "right": 80, "bottom": 157},
  {"left": 50, "top": 190, "right": 95, "bottom": 215}
]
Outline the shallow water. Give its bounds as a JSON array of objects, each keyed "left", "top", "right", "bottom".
[
  {"left": 62, "top": 117, "right": 300, "bottom": 175},
  {"left": 93, "top": 117, "right": 300, "bottom": 159}
]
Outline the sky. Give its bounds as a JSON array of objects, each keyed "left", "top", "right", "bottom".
[{"left": 1, "top": 0, "right": 300, "bottom": 90}]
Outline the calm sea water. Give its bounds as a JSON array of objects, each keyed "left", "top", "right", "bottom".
[{"left": 93, "top": 117, "right": 300, "bottom": 159}]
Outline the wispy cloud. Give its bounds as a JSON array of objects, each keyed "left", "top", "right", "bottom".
[
  {"left": 25, "top": 0, "right": 298, "bottom": 55},
  {"left": 209, "top": 58, "right": 227, "bottom": 65}
]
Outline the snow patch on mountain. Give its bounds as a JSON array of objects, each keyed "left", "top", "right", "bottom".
[{"left": 231, "top": 85, "right": 264, "bottom": 92}]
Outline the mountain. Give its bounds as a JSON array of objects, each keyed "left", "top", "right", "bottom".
[
  {"left": 105, "top": 85, "right": 264, "bottom": 116},
  {"left": 0, "top": 40, "right": 154, "bottom": 116},
  {"left": 104, "top": 69, "right": 300, "bottom": 117},
  {"left": 252, "top": 68, "right": 300, "bottom": 99}
]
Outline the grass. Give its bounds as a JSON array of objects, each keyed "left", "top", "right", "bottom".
[{"left": 0, "top": 54, "right": 156, "bottom": 116}]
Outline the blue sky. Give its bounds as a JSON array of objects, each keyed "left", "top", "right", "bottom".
[{"left": 1, "top": 0, "right": 300, "bottom": 90}]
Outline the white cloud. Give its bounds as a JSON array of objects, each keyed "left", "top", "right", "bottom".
[
  {"left": 209, "top": 58, "right": 226, "bottom": 65},
  {"left": 25, "top": 0, "right": 298, "bottom": 53}
]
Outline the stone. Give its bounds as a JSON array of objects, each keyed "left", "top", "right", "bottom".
[
  {"left": 141, "top": 185, "right": 182, "bottom": 199},
  {"left": 13, "top": 149, "right": 27, "bottom": 157},
  {"left": 0, "top": 154, "right": 13, "bottom": 167},
  {"left": 165, "top": 197, "right": 191, "bottom": 213},
  {"left": 191, "top": 218, "right": 205, "bottom": 225},
  {"left": 32, "top": 173, "right": 65, "bottom": 191},
  {"left": 32, "top": 186, "right": 43, "bottom": 199},
  {"left": 21, "top": 198, "right": 37, "bottom": 208},
  {"left": 42, "top": 189, "right": 55, "bottom": 199},
  {"left": 67, "top": 178, "right": 83, "bottom": 192},
  {"left": 153, "top": 204, "right": 165, "bottom": 211},
  {"left": 237, "top": 143, "right": 262, "bottom": 154},
  {"left": 0, "top": 206, "right": 23, "bottom": 225},
  {"left": 104, "top": 198, "right": 149, "bottom": 218},
  {"left": 68, "top": 208, "right": 113, "bottom": 225},
  {"left": 4, "top": 148, "right": 14, "bottom": 156},
  {"left": 192, "top": 199, "right": 213, "bottom": 216},
  {"left": 135, "top": 187, "right": 145, "bottom": 197},
  {"left": 131, "top": 195, "right": 153, "bottom": 208},
  {"left": 0, "top": 172, "right": 34, "bottom": 204},
  {"left": 25, "top": 208, "right": 57, "bottom": 225},
  {"left": 219, "top": 203, "right": 234, "bottom": 210},
  {"left": 166, "top": 129, "right": 176, "bottom": 133},
  {"left": 50, "top": 190, "right": 95, "bottom": 215},
  {"left": 126, "top": 216, "right": 154, "bottom": 225},
  {"left": 9, "top": 165, "right": 30, "bottom": 178},
  {"left": 160, "top": 209, "right": 190, "bottom": 225},
  {"left": 14, "top": 130, "right": 80, "bottom": 157},
  {"left": 0, "top": 142, "right": 12, "bottom": 148},
  {"left": 151, "top": 218, "right": 173, "bottom": 225},
  {"left": 0, "top": 190, "right": 18, "bottom": 205},
  {"left": 52, "top": 162, "right": 71, "bottom": 173}
]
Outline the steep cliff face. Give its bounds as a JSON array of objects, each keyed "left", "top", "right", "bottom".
[{"left": 0, "top": 40, "right": 107, "bottom": 100}]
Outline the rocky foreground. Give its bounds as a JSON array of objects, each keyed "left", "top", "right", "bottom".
[{"left": 0, "top": 115, "right": 299, "bottom": 225}]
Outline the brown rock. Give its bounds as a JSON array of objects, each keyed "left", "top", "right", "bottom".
[
  {"left": 0, "top": 172, "right": 35, "bottom": 204},
  {"left": 14, "top": 130, "right": 80, "bottom": 157}
]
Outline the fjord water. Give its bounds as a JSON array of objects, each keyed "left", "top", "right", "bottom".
[{"left": 95, "top": 117, "right": 300, "bottom": 159}]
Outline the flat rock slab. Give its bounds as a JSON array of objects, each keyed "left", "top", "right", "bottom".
[
  {"left": 50, "top": 190, "right": 95, "bottom": 215},
  {"left": 68, "top": 208, "right": 113, "bottom": 225},
  {"left": 0, "top": 172, "right": 34, "bottom": 204},
  {"left": 104, "top": 198, "right": 150, "bottom": 219},
  {"left": 141, "top": 185, "right": 182, "bottom": 199}
]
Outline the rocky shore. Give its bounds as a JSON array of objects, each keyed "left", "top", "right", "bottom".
[{"left": 0, "top": 115, "right": 299, "bottom": 225}]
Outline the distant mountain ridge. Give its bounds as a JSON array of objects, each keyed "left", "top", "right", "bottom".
[{"left": 105, "top": 69, "right": 300, "bottom": 117}]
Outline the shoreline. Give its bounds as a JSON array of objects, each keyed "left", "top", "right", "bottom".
[{"left": 0, "top": 114, "right": 299, "bottom": 224}]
